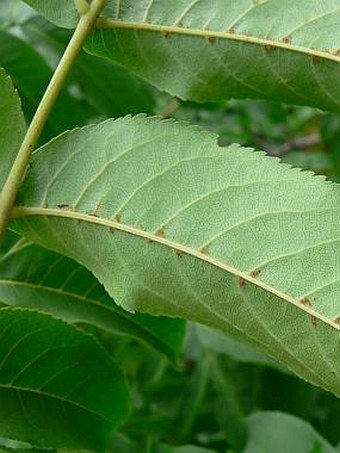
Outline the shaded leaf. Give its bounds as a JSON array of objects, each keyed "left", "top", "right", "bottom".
[
  {"left": 0, "top": 231, "right": 186, "bottom": 362},
  {"left": 196, "top": 324, "right": 289, "bottom": 372},
  {"left": 22, "top": 16, "right": 156, "bottom": 117},
  {"left": 0, "top": 307, "right": 129, "bottom": 451},
  {"left": 244, "top": 412, "right": 336, "bottom": 453},
  {"left": 10, "top": 115, "right": 340, "bottom": 396},
  {"left": 0, "top": 0, "right": 34, "bottom": 28},
  {"left": 0, "top": 66, "right": 25, "bottom": 190},
  {"left": 0, "top": 31, "right": 86, "bottom": 143}
]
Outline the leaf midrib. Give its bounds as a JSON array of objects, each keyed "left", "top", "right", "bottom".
[
  {"left": 95, "top": 19, "right": 340, "bottom": 63},
  {"left": 12, "top": 206, "right": 339, "bottom": 331}
]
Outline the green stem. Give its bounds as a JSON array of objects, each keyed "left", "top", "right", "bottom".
[{"left": 0, "top": 0, "right": 106, "bottom": 237}]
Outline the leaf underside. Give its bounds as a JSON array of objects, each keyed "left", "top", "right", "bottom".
[
  {"left": 23, "top": 1, "right": 340, "bottom": 112},
  {"left": 9, "top": 115, "right": 340, "bottom": 397},
  {"left": 82, "top": 0, "right": 340, "bottom": 112},
  {"left": 0, "top": 232, "right": 186, "bottom": 362}
]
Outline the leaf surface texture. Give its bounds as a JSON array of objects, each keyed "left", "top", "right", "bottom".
[
  {"left": 0, "top": 308, "right": 129, "bottom": 450},
  {"left": 11, "top": 116, "right": 340, "bottom": 396},
  {"left": 0, "top": 232, "right": 185, "bottom": 362}
]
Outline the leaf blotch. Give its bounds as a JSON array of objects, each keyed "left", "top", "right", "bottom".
[
  {"left": 108, "top": 226, "right": 115, "bottom": 234},
  {"left": 333, "top": 316, "right": 340, "bottom": 325},
  {"left": 281, "top": 36, "right": 291, "bottom": 44},
  {"left": 199, "top": 247, "right": 209, "bottom": 255},
  {"left": 238, "top": 277, "right": 246, "bottom": 288},
  {"left": 309, "top": 314, "right": 317, "bottom": 327},
  {"left": 208, "top": 36, "right": 216, "bottom": 44},
  {"left": 312, "top": 54, "right": 321, "bottom": 64},
  {"left": 249, "top": 268, "right": 261, "bottom": 278},
  {"left": 156, "top": 227, "right": 166, "bottom": 238},
  {"left": 300, "top": 297, "right": 314, "bottom": 307},
  {"left": 114, "top": 214, "right": 121, "bottom": 223},
  {"left": 175, "top": 249, "right": 184, "bottom": 258}
]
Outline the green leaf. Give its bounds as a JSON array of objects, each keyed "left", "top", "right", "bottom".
[
  {"left": 196, "top": 324, "right": 289, "bottom": 372},
  {"left": 0, "top": 232, "right": 185, "bottom": 362},
  {"left": 11, "top": 115, "right": 340, "bottom": 397},
  {"left": 244, "top": 411, "right": 336, "bottom": 453},
  {"left": 22, "top": 16, "right": 156, "bottom": 117},
  {"left": 83, "top": 0, "right": 340, "bottom": 112},
  {"left": 0, "top": 66, "right": 25, "bottom": 190},
  {"left": 22, "top": 0, "right": 79, "bottom": 29},
  {"left": 281, "top": 152, "right": 333, "bottom": 178},
  {"left": 158, "top": 446, "right": 218, "bottom": 453},
  {"left": 0, "top": 30, "right": 86, "bottom": 143},
  {"left": 0, "top": 307, "right": 129, "bottom": 451},
  {"left": 0, "top": 0, "right": 34, "bottom": 28}
]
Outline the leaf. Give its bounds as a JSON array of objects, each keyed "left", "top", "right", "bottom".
[
  {"left": 10, "top": 115, "right": 340, "bottom": 397},
  {"left": 196, "top": 324, "right": 288, "bottom": 372},
  {"left": 0, "top": 66, "right": 25, "bottom": 190},
  {"left": 0, "top": 307, "right": 130, "bottom": 451},
  {"left": 281, "top": 151, "right": 333, "bottom": 178},
  {"left": 83, "top": 0, "right": 340, "bottom": 112},
  {"left": 0, "top": 31, "right": 86, "bottom": 144},
  {"left": 0, "top": 0, "right": 34, "bottom": 28},
  {"left": 158, "top": 446, "right": 218, "bottom": 453},
  {"left": 0, "top": 231, "right": 186, "bottom": 362},
  {"left": 22, "top": 0, "right": 79, "bottom": 29},
  {"left": 244, "top": 411, "right": 336, "bottom": 453},
  {"left": 22, "top": 16, "right": 156, "bottom": 117}
]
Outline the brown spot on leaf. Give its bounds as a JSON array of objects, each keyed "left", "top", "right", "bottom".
[
  {"left": 199, "top": 247, "right": 209, "bottom": 255},
  {"left": 281, "top": 36, "right": 291, "bottom": 44},
  {"left": 228, "top": 27, "right": 235, "bottom": 34},
  {"left": 309, "top": 314, "right": 317, "bottom": 327},
  {"left": 156, "top": 227, "right": 166, "bottom": 238},
  {"left": 264, "top": 43, "right": 273, "bottom": 52},
  {"left": 162, "top": 31, "right": 170, "bottom": 38},
  {"left": 300, "top": 296, "right": 314, "bottom": 307},
  {"left": 114, "top": 214, "right": 121, "bottom": 223},
  {"left": 311, "top": 54, "right": 321, "bottom": 64},
  {"left": 175, "top": 249, "right": 184, "bottom": 258},
  {"left": 238, "top": 277, "right": 246, "bottom": 288},
  {"left": 333, "top": 316, "right": 340, "bottom": 325},
  {"left": 250, "top": 268, "right": 261, "bottom": 278},
  {"left": 57, "top": 203, "right": 69, "bottom": 209},
  {"left": 208, "top": 35, "right": 216, "bottom": 43},
  {"left": 109, "top": 226, "right": 115, "bottom": 234}
]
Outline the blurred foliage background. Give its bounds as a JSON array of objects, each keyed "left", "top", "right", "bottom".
[{"left": 0, "top": 1, "right": 339, "bottom": 452}]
